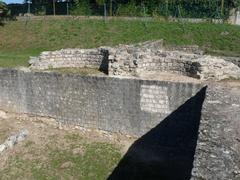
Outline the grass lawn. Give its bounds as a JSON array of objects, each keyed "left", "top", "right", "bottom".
[
  {"left": 0, "top": 18, "right": 240, "bottom": 67},
  {"left": 0, "top": 114, "right": 132, "bottom": 180}
]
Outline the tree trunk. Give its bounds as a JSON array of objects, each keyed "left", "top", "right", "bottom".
[
  {"left": 221, "top": 0, "right": 224, "bottom": 17},
  {"left": 109, "top": 0, "right": 112, "bottom": 16},
  {"left": 53, "top": 0, "right": 56, "bottom": 16}
]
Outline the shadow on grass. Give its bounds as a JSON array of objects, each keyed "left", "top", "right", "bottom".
[{"left": 108, "top": 86, "right": 207, "bottom": 180}]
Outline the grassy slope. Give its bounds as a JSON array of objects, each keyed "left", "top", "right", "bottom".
[{"left": 0, "top": 19, "right": 240, "bottom": 67}]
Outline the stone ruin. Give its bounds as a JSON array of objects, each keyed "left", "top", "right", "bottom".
[
  {"left": 29, "top": 40, "right": 240, "bottom": 81},
  {"left": 1, "top": 41, "right": 240, "bottom": 179}
]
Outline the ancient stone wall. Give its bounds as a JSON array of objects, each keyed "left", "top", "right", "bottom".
[
  {"left": 0, "top": 68, "right": 240, "bottom": 179},
  {"left": 191, "top": 85, "right": 240, "bottom": 180},
  {"left": 108, "top": 46, "right": 240, "bottom": 80},
  {"left": 223, "top": 56, "right": 240, "bottom": 68},
  {"left": 0, "top": 68, "right": 202, "bottom": 136},
  {"left": 29, "top": 42, "right": 240, "bottom": 81},
  {"left": 30, "top": 48, "right": 109, "bottom": 72}
]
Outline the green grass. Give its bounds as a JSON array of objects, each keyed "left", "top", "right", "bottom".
[
  {"left": 0, "top": 19, "right": 240, "bottom": 67},
  {"left": 0, "top": 134, "right": 121, "bottom": 180}
]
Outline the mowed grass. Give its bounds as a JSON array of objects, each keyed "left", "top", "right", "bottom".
[
  {"left": 0, "top": 136, "right": 121, "bottom": 180},
  {"left": 0, "top": 114, "right": 128, "bottom": 180},
  {"left": 0, "top": 19, "right": 240, "bottom": 67},
  {"left": 0, "top": 133, "right": 122, "bottom": 180}
]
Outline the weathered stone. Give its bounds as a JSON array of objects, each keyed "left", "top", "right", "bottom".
[
  {"left": 0, "top": 144, "right": 6, "bottom": 153},
  {"left": 0, "top": 110, "right": 7, "bottom": 119},
  {"left": 60, "top": 161, "right": 74, "bottom": 169},
  {"left": 0, "top": 129, "right": 29, "bottom": 154},
  {"left": 72, "top": 147, "right": 85, "bottom": 155},
  {"left": 29, "top": 41, "right": 240, "bottom": 81}
]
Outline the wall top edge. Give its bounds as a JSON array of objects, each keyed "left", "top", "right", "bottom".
[{"left": 1, "top": 67, "right": 238, "bottom": 88}]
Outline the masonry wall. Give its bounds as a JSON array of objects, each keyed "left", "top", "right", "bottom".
[
  {"left": 30, "top": 48, "right": 109, "bottom": 72},
  {"left": 0, "top": 68, "right": 203, "bottom": 137},
  {"left": 136, "top": 55, "right": 200, "bottom": 78},
  {"left": 0, "top": 68, "right": 240, "bottom": 179},
  {"left": 191, "top": 85, "right": 240, "bottom": 180}
]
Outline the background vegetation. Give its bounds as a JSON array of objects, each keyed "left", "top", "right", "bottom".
[
  {"left": 0, "top": 19, "right": 239, "bottom": 67},
  {"left": 0, "top": 1, "right": 8, "bottom": 24},
  {"left": 7, "top": 0, "right": 240, "bottom": 19}
]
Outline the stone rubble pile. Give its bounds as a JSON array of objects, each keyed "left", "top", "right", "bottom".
[
  {"left": 29, "top": 40, "right": 240, "bottom": 81},
  {"left": 0, "top": 129, "right": 29, "bottom": 154},
  {"left": 108, "top": 42, "right": 240, "bottom": 80},
  {"left": 193, "top": 56, "right": 240, "bottom": 80}
]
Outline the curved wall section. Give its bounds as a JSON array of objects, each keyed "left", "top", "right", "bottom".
[{"left": 137, "top": 57, "right": 200, "bottom": 78}]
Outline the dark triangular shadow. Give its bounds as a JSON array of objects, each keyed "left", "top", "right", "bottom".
[{"left": 108, "top": 86, "right": 207, "bottom": 180}]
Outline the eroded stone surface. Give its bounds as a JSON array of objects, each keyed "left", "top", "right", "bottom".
[
  {"left": 29, "top": 41, "right": 240, "bottom": 81},
  {"left": 0, "top": 129, "right": 29, "bottom": 154},
  {"left": 29, "top": 48, "right": 109, "bottom": 72},
  {"left": 140, "top": 85, "right": 170, "bottom": 113},
  {"left": 191, "top": 85, "right": 240, "bottom": 180}
]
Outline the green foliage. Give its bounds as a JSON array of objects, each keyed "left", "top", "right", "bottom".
[
  {"left": 6, "top": 0, "right": 240, "bottom": 18},
  {"left": 116, "top": 1, "right": 144, "bottom": 17},
  {"left": 70, "top": 0, "right": 92, "bottom": 15},
  {"left": 57, "top": 0, "right": 240, "bottom": 18},
  {"left": 115, "top": 0, "right": 240, "bottom": 19},
  {"left": 0, "top": 1, "right": 8, "bottom": 24},
  {"left": 96, "top": 0, "right": 105, "bottom": 6}
]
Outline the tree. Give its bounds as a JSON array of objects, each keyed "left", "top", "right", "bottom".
[
  {"left": 0, "top": 1, "right": 8, "bottom": 24},
  {"left": 71, "top": 0, "right": 91, "bottom": 15},
  {"left": 96, "top": 0, "right": 107, "bottom": 19}
]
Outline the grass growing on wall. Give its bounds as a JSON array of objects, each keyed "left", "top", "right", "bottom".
[{"left": 0, "top": 19, "right": 240, "bottom": 67}]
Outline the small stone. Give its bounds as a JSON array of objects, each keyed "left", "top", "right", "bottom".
[
  {"left": 0, "top": 144, "right": 6, "bottom": 153},
  {"left": 60, "top": 161, "right": 74, "bottom": 169},
  {"left": 17, "top": 129, "right": 29, "bottom": 142},
  {"left": 0, "top": 110, "right": 7, "bottom": 119},
  {"left": 72, "top": 147, "right": 85, "bottom": 155},
  {"left": 58, "top": 123, "right": 63, "bottom": 130},
  {"left": 5, "top": 135, "right": 17, "bottom": 149}
]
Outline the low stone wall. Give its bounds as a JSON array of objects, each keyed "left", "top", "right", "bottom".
[
  {"left": 108, "top": 45, "right": 240, "bottom": 80},
  {"left": 30, "top": 48, "right": 109, "bottom": 72},
  {"left": 0, "top": 68, "right": 203, "bottom": 136},
  {"left": 223, "top": 56, "right": 240, "bottom": 67},
  {"left": 29, "top": 41, "right": 240, "bottom": 81},
  {"left": 135, "top": 52, "right": 200, "bottom": 78},
  {"left": 0, "top": 68, "right": 239, "bottom": 179}
]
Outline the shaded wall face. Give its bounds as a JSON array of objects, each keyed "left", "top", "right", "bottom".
[
  {"left": 108, "top": 87, "right": 207, "bottom": 180},
  {"left": 108, "top": 85, "right": 240, "bottom": 180},
  {"left": 0, "top": 69, "right": 203, "bottom": 136}
]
